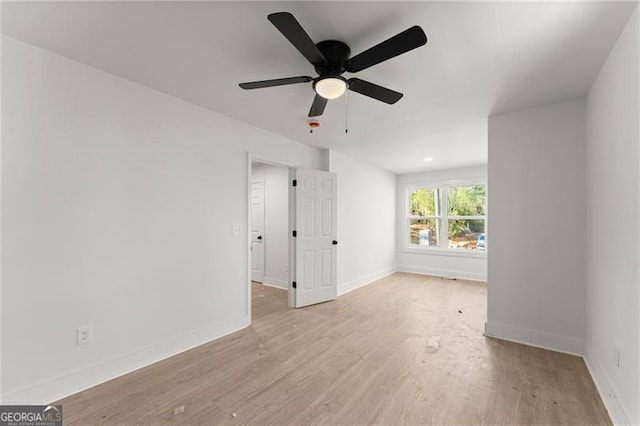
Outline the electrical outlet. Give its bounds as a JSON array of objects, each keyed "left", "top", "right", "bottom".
[
  {"left": 77, "top": 325, "right": 92, "bottom": 345},
  {"left": 614, "top": 347, "right": 621, "bottom": 368}
]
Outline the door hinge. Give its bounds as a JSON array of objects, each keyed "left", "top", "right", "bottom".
[
  {"left": 292, "top": 230, "right": 297, "bottom": 237},
  {"left": 292, "top": 179, "right": 297, "bottom": 187},
  {"left": 292, "top": 281, "right": 297, "bottom": 289}
]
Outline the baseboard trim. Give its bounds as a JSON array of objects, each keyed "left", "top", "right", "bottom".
[
  {"left": 337, "top": 266, "right": 396, "bottom": 296},
  {"left": 261, "top": 276, "right": 288, "bottom": 290},
  {"left": 583, "top": 344, "right": 632, "bottom": 425},
  {"left": 2, "top": 315, "right": 250, "bottom": 405},
  {"left": 484, "top": 321, "right": 584, "bottom": 356},
  {"left": 397, "top": 265, "right": 486, "bottom": 282}
]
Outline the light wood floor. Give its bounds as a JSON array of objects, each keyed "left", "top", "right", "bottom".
[{"left": 56, "top": 273, "right": 610, "bottom": 425}]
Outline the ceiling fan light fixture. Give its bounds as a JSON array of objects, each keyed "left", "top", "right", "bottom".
[{"left": 314, "top": 76, "right": 347, "bottom": 100}]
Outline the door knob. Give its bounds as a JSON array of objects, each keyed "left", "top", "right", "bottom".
[
  {"left": 257, "top": 236, "right": 263, "bottom": 240},
  {"left": 332, "top": 240, "right": 338, "bottom": 245}
]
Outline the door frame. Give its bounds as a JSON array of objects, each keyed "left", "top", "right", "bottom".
[{"left": 247, "top": 153, "right": 294, "bottom": 320}]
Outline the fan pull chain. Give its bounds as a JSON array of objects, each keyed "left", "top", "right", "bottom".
[{"left": 345, "top": 90, "right": 349, "bottom": 134}]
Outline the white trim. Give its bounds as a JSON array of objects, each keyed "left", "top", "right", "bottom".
[
  {"left": 288, "top": 168, "right": 296, "bottom": 308},
  {"left": 583, "top": 345, "right": 632, "bottom": 426},
  {"left": 248, "top": 153, "right": 298, "bottom": 169},
  {"left": 482, "top": 323, "right": 634, "bottom": 424},
  {"left": 404, "top": 177, "right": 488, "bottom": 190},
  {"left": 1, "top": 315, "right": 250, "bottom": 405},
  {"left": 483, "top": 321, "right": 584, "bottom": 356},
  {"left": 337, "top": 267, "right": 396, "bottom": 296},
  {"left": 402, "top": 247, "right": 487, "bottom": 258},
  {"left": 397, "top": 265, "right": 487, "bottom": 282},
  {"left": 261, "top": 277, "right": 288, "bottom": 290},
  {"left": 247, "top": 154, "right": 253, "bottom": 322}
]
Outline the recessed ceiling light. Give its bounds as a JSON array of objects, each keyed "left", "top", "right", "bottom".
[{"left": 423, "top": 157, "right": 434, "bottom": 162}]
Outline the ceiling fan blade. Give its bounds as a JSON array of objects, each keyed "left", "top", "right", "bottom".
[
  {"left": 308, "top": 94, "right": 328, "bottom": 117},
  {"left": 348, "top": 78, "right": 403, "bottom": 104},
  {"left": 239, "top": 76, "right": 313, "bottom": 90},
  {"left": 345, "top": 26, "right": 427, "bottom": 73},
  {"left": 268, "top": 12, "right": 327, "bottom": 68}
]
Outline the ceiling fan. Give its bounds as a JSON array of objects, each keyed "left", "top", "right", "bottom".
[{"left": 239, "top": 12, "right": 427, "bottom": 117}]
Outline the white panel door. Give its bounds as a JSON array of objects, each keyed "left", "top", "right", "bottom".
[
  {"left": 251, "top": 179, "right": 265, "bottom": 282},
  {"left": 293, "top": 169, "right": 337, "bottom": 308}
]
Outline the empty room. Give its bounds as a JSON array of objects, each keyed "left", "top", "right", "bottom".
[{"left": 1, "top": 1, "right": 638, "bottom": 425}]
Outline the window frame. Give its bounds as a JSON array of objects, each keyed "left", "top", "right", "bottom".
[
  {"left": 407, "top": 187, "right": 442, "bottom": 248},
  {"left": 404, "top": 179, "right": 487, "bottom": 257}
]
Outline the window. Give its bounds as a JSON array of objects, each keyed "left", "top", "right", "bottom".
[
  {"left": 407, "top": 184, "right": 486, "bottom": 252},
  {"left": 408, "top": 188, "right": 441, "bottom": 247}
]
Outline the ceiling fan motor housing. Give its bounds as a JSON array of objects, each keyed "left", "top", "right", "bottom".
[{"left": 314, "top": 40, "right": 351, "bottom": 76}]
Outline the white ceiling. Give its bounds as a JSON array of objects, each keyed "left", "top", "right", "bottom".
[{"left": 2, "top": 1, "right": 636, "bottom": 173}]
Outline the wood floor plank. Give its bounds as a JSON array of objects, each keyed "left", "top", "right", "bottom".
[{"left": 55, "top": 274, "right": 610, "bottom": 425}]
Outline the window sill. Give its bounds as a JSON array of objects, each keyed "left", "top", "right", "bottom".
[{"left": 403, "top": 246, "right": 487, "bottom": 259}]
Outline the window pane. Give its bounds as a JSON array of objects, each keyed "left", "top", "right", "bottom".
[
  {"left": 448, "top": 185, "right": 486, "bottom": 216},
  {"left": 409, "top": 219, "right": 440, "bottom": 246},
  {"left": 409, "top": 188, "right": 440, "bottom": 216},
  {"left": 448, "top": 220, "right": 485, "bottom": 250}
]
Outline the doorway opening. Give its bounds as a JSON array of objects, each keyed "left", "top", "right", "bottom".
[
  {"left": 249, "top": 159, "right": 291, "bottom": 320},
  {"left": 248, "top": 156, "right": 339, "bottom": 318}
]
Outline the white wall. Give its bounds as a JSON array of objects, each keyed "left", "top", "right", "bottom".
[
  {"left": 328, "top": 150, "right": 396, "bottom": 295},
  {"left": 1, "top": 37, "right": 322, "bottom": 403},
  {"left": 585, "top": 6, "right": 639, "bottom": 425},
  {"left": 396, "top": 165, "right": 487, "bottom": 281},
  {"left": 251, "top": 162, "right": 289, "bottom": 289},
  {"left": 486, "top": 98, "right": 587, "bottom": 355}
]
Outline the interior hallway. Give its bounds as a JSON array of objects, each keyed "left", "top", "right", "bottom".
[{"left": 56, "top": 273, "right": 609, "bottom": 424}]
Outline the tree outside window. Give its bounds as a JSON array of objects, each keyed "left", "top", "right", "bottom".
[
  {"left": 408, "top": 184, "right": 486, "bottom": 251},
  {"left": 447, "top": 185, "right": 486, "bottom": 250},
  {"left": 408, "top": 188, "right": 441, "bottom": 246}
]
